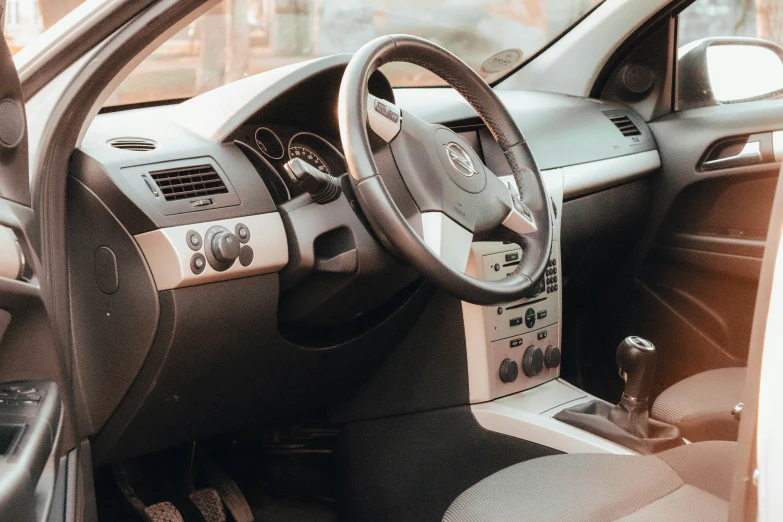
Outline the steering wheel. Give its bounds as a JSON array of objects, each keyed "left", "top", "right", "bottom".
[{"left": 338, "top": 35, "right": 552, "bottom": 306}]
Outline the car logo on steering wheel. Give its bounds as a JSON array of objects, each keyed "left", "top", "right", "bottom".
[{"left": 444, "top": 142, "right": 478, "bottom": 177}]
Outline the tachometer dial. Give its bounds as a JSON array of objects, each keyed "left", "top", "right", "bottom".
[{"left": 289, "top": 145, "right": 332, "bottom": 176}]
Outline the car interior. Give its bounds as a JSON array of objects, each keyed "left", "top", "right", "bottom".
[{"left": 0, "top": 0, "right": 781, "bottom": 521}]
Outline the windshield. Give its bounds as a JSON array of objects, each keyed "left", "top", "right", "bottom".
[{"left": 104, "top": 0, "right": 604, "bottom": 107}]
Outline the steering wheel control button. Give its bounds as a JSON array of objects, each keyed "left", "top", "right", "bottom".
[
  {"left": 545, "top": 346, "right": 562, "bottom": 369},
  {"left": 499, "top": 359, "right": 519, "bottom": 383},
  {"left": 190, "top": 253, "right": 206, "bottom": 275},
  {"left": 235, "top": 223, "right": 250, "bottom": 243},
  {"left": 239, "top": 245, "right": 254, "bottom": 267},
  {"left": 524, "top": 308, "right": 536, "bottom": 328},
  {"left": 522, "top": 346, "right": 545, "bottom": 377}
]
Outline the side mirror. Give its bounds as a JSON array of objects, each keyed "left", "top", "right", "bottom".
[{"left": 678, "top": 37, "right": 783, "bottom": 110}]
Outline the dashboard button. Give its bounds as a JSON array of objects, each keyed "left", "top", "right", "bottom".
[
  {"left": 191, "top": 253, "right": 206, "bottom": 274},
  {"left": 235, "top": 223, "right": 250, "bottom": 243},
  {"left": 509, "top": 317, "right": 523, "bottom": 327},
  {"left": 524, "top": 308, "right": 536, "bottom": 328},
  {"left": 499, "top": 359, "right": 519, "bottom": 383},
  {"left": 239, "top": 245, "right": 254, "bottom": 267},
  {"left": 186, "top": 230, "right": 202, "bottom": 251}
]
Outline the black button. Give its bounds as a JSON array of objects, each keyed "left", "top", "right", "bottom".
[
  {"left": 510, "top": 338, "right": 523, "bottom": 348},
  {"left": 537, "top": 330, "right": 548, "bottom": 340},
  {"left": 509, "top": 317, "right": 523, "bottom": 327},
  {"left": 496, "top": 307, "right": 503, "bottom": 315},
  {"left": 191, "top": 253, "right": 206, "bottom": 274},
  {"left": 524, "top": 308, "right": 536, "bottom": 328},
  {"left": 235, "top": 223, "right": 250, "bottom": 243},
  {"left": 537, "top": 310, "right": 547, "bottom": 320},
  {"left": 186, "top": 230, "right": 202, "bottom": 251},
  {"left": 493, "top": 263, "right": 500, "bottom": 272},
  {"left": 554, "top": 284, "right": 558, "bottom": 291},
  {"left": 505, "top": 252, "right": 519, "bottom": 262},
  {"left": 239, "top": 245, "right": 254, "bottom": 267}
]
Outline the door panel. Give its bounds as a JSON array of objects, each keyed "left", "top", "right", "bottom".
[
  {"left": 0, "top": 16, "right": 78, "bottom": 522},
  {"left": 624, "top": 100, "right": 783, "bottom": 398}
]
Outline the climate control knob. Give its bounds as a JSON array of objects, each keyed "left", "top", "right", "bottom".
[
  {"left": 522, "top": 346, "right": 544, "bottom": 377},
  {"left": 499, "top": 358, "right": 519, "bottom": 383}
]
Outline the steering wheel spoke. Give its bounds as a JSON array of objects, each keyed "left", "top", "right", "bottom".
[{"left": 421, "top": 212, "right": 474, "bottom": 273}]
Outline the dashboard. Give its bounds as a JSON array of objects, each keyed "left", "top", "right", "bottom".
[{"left": 69, "top": 53, "right": 660, "bottom": 463}]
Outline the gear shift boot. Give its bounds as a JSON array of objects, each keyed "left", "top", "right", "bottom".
[{"left": 554, "top": 336, "right": 684, "bottom": 454}]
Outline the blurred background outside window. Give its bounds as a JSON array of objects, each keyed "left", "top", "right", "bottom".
[{"left": 3, "top": 0, "right": 783, "bottom": 107}]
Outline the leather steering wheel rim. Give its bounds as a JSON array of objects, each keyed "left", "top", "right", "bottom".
[{"left": 338, "top": 35, "right": 553, "bottom": 306}]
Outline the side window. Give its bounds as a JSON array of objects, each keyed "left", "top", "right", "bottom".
[{"left": 677, "top": 0, "right": 783, "bottom": 110}]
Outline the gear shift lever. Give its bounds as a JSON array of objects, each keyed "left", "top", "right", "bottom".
[
  {"left": 616, "top": 336, "right": 656, "bottom": 406},
  {"left": 553, "top": 335, "right": 682, "bottom": 453}
]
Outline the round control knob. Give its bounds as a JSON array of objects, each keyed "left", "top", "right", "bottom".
[
  {"left": 544, "top": 345, "right": 561, "bottom": 369},
  {"left": 499, "top": 358, "right": 519, "bottom": 383},
  {"left": 211, "top": 231, "right": 241, "bottom": 264},
  {"left": 522, "top": 346, "right": 544, "bottom": 377}
]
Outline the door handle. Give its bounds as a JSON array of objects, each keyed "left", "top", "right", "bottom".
[{"left": 703, "top": 141, "right": 762, "bottom": 170}]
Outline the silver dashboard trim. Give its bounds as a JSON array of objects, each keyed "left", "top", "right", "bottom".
[
  {"left": 773, "top": 130, "right": 783, "bottom": 162},
  {"left": 498, "top": 150, "right": 660, "bottom": 200},
  {"left": 135, "top": 213, "right": 288, "bottom": 291},
  {"left": 560, "top": 150, "right": 660, "bottom": 198},
  {"left": 421, "top": 211, "right": 473, "bottom": 273}
]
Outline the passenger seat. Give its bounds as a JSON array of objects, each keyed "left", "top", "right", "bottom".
[{"left": 651, "top": 367, "right": 745, "bottom": 442}]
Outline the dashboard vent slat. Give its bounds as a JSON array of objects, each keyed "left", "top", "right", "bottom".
[
  {"left": 607, "top": 115, "right": 642, "bottom": 137},
  {"left": 108, "top": 137, "right": 158, "bottom": 151},
  {"left": 149, "top": 164, "right": 229, "bottom": 201}
]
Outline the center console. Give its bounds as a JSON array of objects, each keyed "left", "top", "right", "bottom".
[
  {"left": 463, "top": 168, "right": 643, "bottom": 456},
  {"left": 462, "top": 168, "right": 564, "bottom": 404}
]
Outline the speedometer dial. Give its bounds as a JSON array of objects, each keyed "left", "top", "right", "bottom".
[{"left": 289, "top": 145, "right": 332, "bottom": 176}]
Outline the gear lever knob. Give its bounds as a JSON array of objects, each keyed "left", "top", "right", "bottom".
[{"left": 616, "top": 336, "right": 656, "bottom": 405}]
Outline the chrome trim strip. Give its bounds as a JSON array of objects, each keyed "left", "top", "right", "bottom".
[{"left": 134, "top": 213, "right": 288, "bottom": 291}]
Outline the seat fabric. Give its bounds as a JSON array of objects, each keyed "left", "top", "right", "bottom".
[
  {"left": 442, "top": 441, "right": 734, "bottom": 522},
  {"left": 652, "top": 367, "right": 745, "bottom": 442}
]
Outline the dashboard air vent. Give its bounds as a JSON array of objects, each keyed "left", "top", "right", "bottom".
[
  {"left": 149, "top": 164, "right": 229, "bottom": 201},
  {"left": 607, "top": 114, "right": 641, "bottom": 137},
  {"left": 108, "top": 137, "right": 158, "bottom": 151}
]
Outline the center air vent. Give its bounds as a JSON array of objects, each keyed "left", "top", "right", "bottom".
[
  {"left": 108, "top": 137, "right": 157, "bottom": 151},
  {"left": 149, "top": 164, "right": 229, "bottom": 201},
  {"left": 606, "top": 114, "right": 642, "bottom": 137}
]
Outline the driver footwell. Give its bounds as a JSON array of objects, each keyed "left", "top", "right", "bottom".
[{"left": 94, "top": 425, "right": 339, "bottom": 522}]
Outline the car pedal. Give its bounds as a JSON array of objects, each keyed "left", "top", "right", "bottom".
[
  {"left": 199, "top": 454, "right": 254, "bottom": 522},
  {"left": 144, "top": 502, "right": 185, "bottom": 522},
  {"left": 189, "top": 488, "right": 226, "bottom": 522}
]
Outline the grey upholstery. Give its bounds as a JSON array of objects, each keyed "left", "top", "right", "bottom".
[
  {"left": 652, "top": 367, "right": 745, "bottom": 442},
  {"left": 443, "top": 441, "right": 734, "bottom": 522}
]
